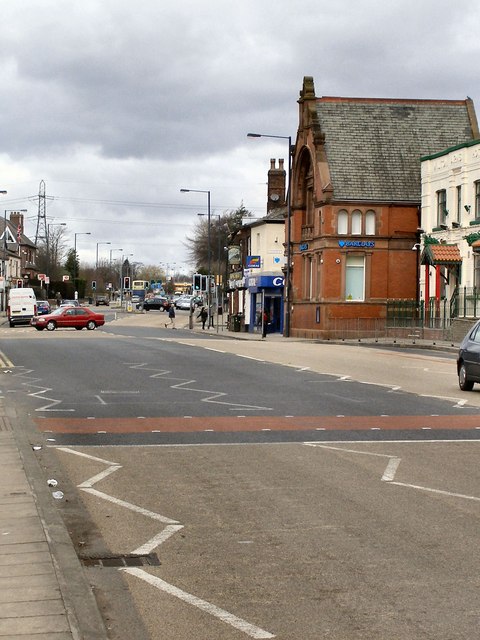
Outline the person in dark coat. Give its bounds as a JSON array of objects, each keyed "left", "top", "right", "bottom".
[{"left": 197, "top": 306, "right": 208, "bottom": 330}]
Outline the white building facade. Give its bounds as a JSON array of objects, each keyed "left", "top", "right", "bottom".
[{"left": 420, "top": 140, "right": 480, "bottom": 316}]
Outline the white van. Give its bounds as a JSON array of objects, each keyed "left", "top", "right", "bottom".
[{"left": 7, "top": 287, "right": 37, "bottom": 327}]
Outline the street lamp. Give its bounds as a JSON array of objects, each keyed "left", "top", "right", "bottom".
[
  {"left": 95, "top": 242, "right": 111, "bottom": 297},
  {"left": 109, "top": 247, "right": 123, "bottom": 266},
  {"left": 73, "top": 232, "right": 91, "bottom": 297},
  {"left": 181, "top": 188, "right": 212, "bottom": 326},
  {"left": 248, "top": 132, "right": 293, "bottom": 337},
  {"left": 198, "top": 212, "right": 223, "bottom": 332}
]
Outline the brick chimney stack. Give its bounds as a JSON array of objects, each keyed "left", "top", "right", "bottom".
[
  {"left": 267, "top": 159, "right": 286, "bottom": 211},
  {"left": 9, "top": 212, "right": 24, "bottom": 238}
]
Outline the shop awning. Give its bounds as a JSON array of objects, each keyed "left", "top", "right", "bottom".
[{"left": 421, "top": 243, "right": 462, "bottom": 266}]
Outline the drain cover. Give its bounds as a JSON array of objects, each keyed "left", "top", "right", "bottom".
[{"left": 80, "top": 553, "right": 160, "bottom": 568}]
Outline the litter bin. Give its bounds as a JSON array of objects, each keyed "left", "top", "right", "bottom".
[{"left": 232, "top": 313, "right": 242, "bottom": 332}]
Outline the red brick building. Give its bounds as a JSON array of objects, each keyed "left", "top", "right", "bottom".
[{"left": 289, "top": 77, "right": 479, "bottom": 338}]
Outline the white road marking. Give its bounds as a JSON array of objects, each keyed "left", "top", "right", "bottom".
[
  {"left": 121, "top": 568, "right": 275, "bottom": 639},
  {"left": 78, "top": 465, "right": 122, "bottom": 488},
  {"left": 236, "top": 355, "right": 266, "bottom": 362},
  {"left": 389, "top": 481, "right": 480, "bottom": 502},
  {"left": 95, "top": 395, "right": 107, "bottom": 405},
  {"left": 81, "top": 488, "right": 180, "bottom": 523},
  {"left": 381, "top": 457, "right": 401, "bottom": 482},
  {"left": 58, "top": 447, "right": 276, "bottom": 638},
  {"left": 132, "top": 525, "right": 184, "bottom": 554},
  {"left": 305, "top": 442, "right": 480, "bottom": 501},
  {"left": 204, "top": 347, "right": 226, "bottom": 353}
]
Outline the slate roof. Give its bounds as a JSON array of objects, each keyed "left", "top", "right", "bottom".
[{"left": 316, "top": 97, "right": 476, "bottom": 202}]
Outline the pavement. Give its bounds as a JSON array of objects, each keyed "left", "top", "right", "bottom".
[{"left": 0, "top": 309, "right": 461, "bottom": 639}]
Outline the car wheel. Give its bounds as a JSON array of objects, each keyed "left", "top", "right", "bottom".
[
  {"left": 86, "top": 320, "right": 96, "bottom": 330},
  {"left": 459, "top": 362, "right": 474, "bottom": 391},
  {"left": 35, "top": 327, "right": 44, "bottom": 331},
  {"left": 75, "top": 326, "right": 83, "bottom": 330},
  {"left": 46, "top": 321, "right": 56, "bottom": 331}
]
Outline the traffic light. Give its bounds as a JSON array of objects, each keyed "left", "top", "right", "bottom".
[
  {"left": 123, "top": 276, "right": 131, "bottom": 290},
  {"left": 201, "top": 275, "right": 208, "bottom": 292},
  {"left": 91, "top": 280, "right": 96, "bottom": 290},
  {"left": 193, "top": 274, "right": 202, "bottom": 291},
  {"left": 16, "top": 280, "right": 23, "bottom": 288}
]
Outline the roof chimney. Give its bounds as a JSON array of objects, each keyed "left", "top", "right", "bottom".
[{"left": 267, "top": 159, "right": 286, "bottom": 211}]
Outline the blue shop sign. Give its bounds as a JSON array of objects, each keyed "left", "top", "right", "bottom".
[
  {"left": 247, "top": 275, "right": 285, "bottom": 289},
  {"left": 338, "top": 240, "right": 375, "bottom": 248},
  {"left": 299, "top": 242, "right": 309, "bottom": 251}
]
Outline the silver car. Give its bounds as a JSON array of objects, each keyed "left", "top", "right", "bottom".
[{"left": 457, "top": 320, "right": 480, "bottom": 390}]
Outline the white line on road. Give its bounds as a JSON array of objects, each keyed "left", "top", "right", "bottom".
[
  {"left": 81, "top": 487, "right": 180, "bottom": 524},
  {"left": 121, "top": 568, "right": 275, "bottom": 639},
  {"left": 389, "top": 481, "right": 480, "bottom": 502},
  {"left": 78, "top": 465, "right": 122, "bottom": 488},
  {"left": 132, "top": 525, "right": 184, "bottom": 554}
]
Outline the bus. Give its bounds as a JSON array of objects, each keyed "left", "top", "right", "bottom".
[
  {"left": 131, "top": 280, "right": 150, "bottom": 303},
  {"left": 132, "top": 280, "right": 149, "bottom": 291}
]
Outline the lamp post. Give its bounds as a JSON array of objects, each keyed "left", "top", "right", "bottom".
[
  {"left": 248, "top": 132, "right": 293, "bottom": 337},
  {"left": 198, "top": 212, "right": 222, "bottom": 332},
  {"left": 95, "top": 242, "right": 111, "bottom": 298},
  {"left": 73, "top": 232, "right": 91, "bottom": 299},
  {"left": 181, "top": 188, "right": 212, "bottom": 327}
]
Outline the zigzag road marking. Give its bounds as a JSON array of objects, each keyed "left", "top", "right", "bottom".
[
  {"left": 57, "top": 447, "right": 275, "bottom": 638},
  {"left": 305, "top": 442, "right": 480, "bottom": 502},
  {"left": 12, "top": 367, "right": 70, "bottom": 412},
  {"left": 126, "top": 362, "right": 273, "bottom": 411}
]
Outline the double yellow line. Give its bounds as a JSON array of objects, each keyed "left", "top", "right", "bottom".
[{"left": 0, "top": 352, "right": 13, "bottom": 368}]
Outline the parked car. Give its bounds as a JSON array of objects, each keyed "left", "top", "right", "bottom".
[
  {"left": 60, "top": 299, "right": 80, "bottom": 307},
  {"left": 31, "top": 306, "right": 105, "bottom": 331},
  {"left": 36, "top": 300, "right": 51, "bottom": 315},
  {"left": 95, "top": 295, "right": 109, "bottom": 306},
  {"left": 142, "top": 296, "right": 170, "bottom": 311},
  {"left": 457, "top": 320, "right": 480, "bottom": 390}
]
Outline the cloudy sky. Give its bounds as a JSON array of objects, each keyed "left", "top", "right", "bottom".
[{"left": 1, "top": 0, "right": 479, "bottom": 275}]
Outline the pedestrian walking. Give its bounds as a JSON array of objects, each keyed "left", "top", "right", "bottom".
[
  {"left": 197, "top": 306, "right": 208, "bottom": 330},
  {"left": 165, "top": 304, "right": 176, "bottom": 329},
  {"left": 262, "top": 309, "right": 268, "bottom": 339}
]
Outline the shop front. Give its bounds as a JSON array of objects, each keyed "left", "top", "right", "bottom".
[{"left": 246, "top": 274, "right": 284, "bottom": 335}]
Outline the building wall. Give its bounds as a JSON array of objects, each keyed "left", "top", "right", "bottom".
[
  {"left": 421, "top": 140, "right": 480, "bottom": 298},
  {"left": 290, "top": 200, "right": 418, "bottom": 337}
]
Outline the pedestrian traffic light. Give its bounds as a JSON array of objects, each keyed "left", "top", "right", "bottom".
[
  {"left": 193, "top": 274, "right": 202, "bottom": 291},
  {"left": 91, "top": 280, "right": 96, "bottom": 290},
  {"left": 16, "top": 280, "right": 23, "bottom": 288},
  {"left": 123, "top": 276, "right": 131, "bottom": 290}
]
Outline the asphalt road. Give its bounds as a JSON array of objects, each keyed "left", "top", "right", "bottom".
[{"left": 1, "top": 313, "right": 480, "bottom": 639}]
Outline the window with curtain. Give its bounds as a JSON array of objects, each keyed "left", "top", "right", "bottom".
[
  {"left": 351, "top": 210, "right": 362, "bottom": 235},
  {"left": 345, "top": 255, "right": 365, "bottom": 301},
  {"left": 337, "top": 210, "right": 348, "bottom": 235}
]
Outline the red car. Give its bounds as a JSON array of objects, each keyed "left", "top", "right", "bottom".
[{"left": 31, "top": 306, "right": 105, "bottom": 331}]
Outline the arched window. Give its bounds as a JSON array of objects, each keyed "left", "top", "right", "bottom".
[
  {"left": 337, "top": 210, "right": 348, "bottom": 235},
  {"left": 365, "top": 210, "right": 376, "bottom": 235},
  {"left": 351, "top": 210, "right": 362, "bottom": 235}
]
